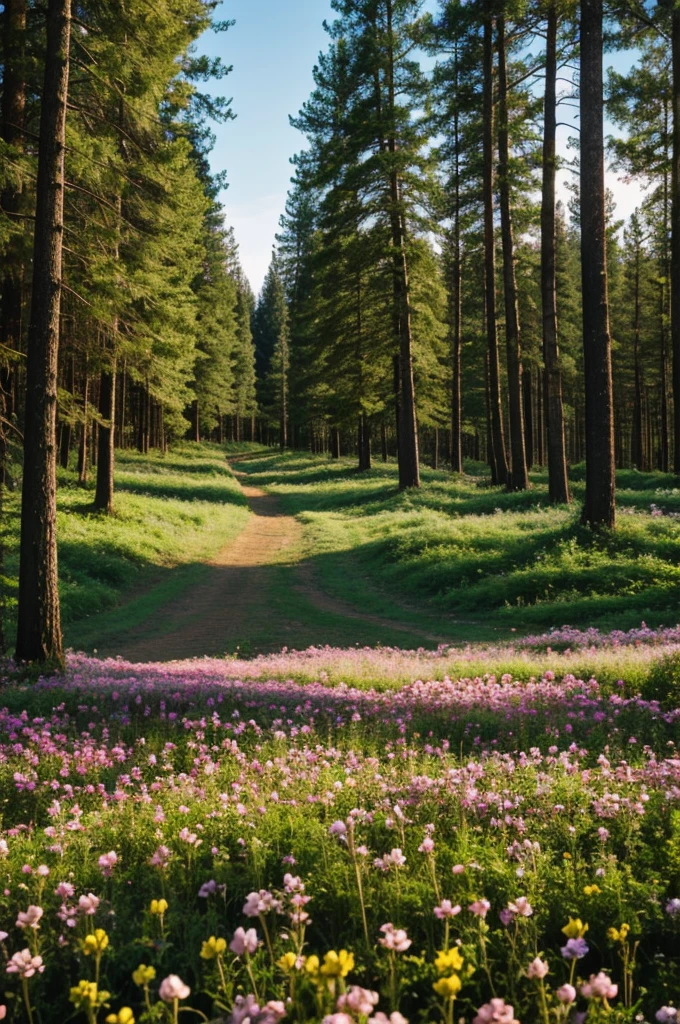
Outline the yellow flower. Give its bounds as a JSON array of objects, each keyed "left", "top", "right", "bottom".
[
  {"left": 304, "top": 955, "right": 320, "bottom": 976},
  {"left": 81, "top": 929, "right": 110, "bottom": 955},
  {"left": 435, "top": 948, "right": 464, "bottom": 975},
  {"left": 106, "top": 1011, "right": 135, "bottom": 1024},
  {"left": 132, "top": 964, "right": 156, "bottom": 987},
  {"left": 150, "top": 899, "right": 168, "bottom": 916},
  {"left": 320, "top": 950, "right": 355, "bottom": 978},
  {"left": 561, "top": 917, "right": 589, "bottom": 939},
  {"left": 563, "top": 852, "right": 572, "bottom": 860},
  {"left": 278, "top": 952, "right": 298, "bottom": 973},
  {"left": 200, "top": 936, "right": 227, "bottom": 960},
  {"left": 433, "top": 974, "right": 462, "bottom": 999},
  {"left": 607, "top": 923, "right": 630, "bottom": 943},
  {"left": 583, "top": 885, "right": 601, "bottom": 896},
  {"left": 70, "top": 981, "right": 103, "bottom": 1009}
]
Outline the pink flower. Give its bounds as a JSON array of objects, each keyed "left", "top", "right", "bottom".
[
  {"left": 418, "top": 838, "right": 435, "bottom": 854},
  {"left": 378, "top": 923, "right": 411, "bottom": 952},
  {"left": 329, "top": 821, "right": 347, "bottom": 836},
  {"left": 556, "top": 985, "right": 576, "bottom": 1004},
  {"left": 434, "top": 900, "right": 461, "bottom": 919},
  {"left": 78, "top": 893, "right": 100, "bottom": 916},
  {"left": 159, "top": 975, "right": 190, "bottom": 1002},
  {"left": 0, "top": 1005, "right": 6, "bottom": 1019},
  {"left": 55, "top": 882, "right": 75, "bottom": 899},
  {"left": 322, "top": 1016, "right": 353, "bottom": 1024},
  {"left": 6, "top": 950, "right": 45, "bottom": 979},
  {"left": 468, "top": 899, "right": 491, "bottom": 918},
  {"left": 230, "top": 927, "right": 259, "bottom": 956},
  {"left": 16, "top": 906, "right": 43, "bottom": 930},
  {"left": 150, "top": 845, "right": 171, "bottom": 868},
  {"left": 369, "top": 1015, "right": 409, "bottom": 1024},
  {"left": 98, "top": 851, "right": 118, "bottom": 877},
  {"left": 337, "top": 987, "right": 379, "bottom": 1016},
  {"left": 526, "top": 957, "right": 549, "bottom": 979},
  {"left": 508, "top": 897, "right": 533, "bottom": 918},
  {"left": 473, "top": 999, "right": 519, "bottom": 1024},
  {"left": 452, "top": 864, "right": 465, "bottom": 874},
  {"left": 581, "top": 973, "right": 618, "bottom": 1000}
]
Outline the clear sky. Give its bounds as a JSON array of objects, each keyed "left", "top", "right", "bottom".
[{"left": 199, "top": 3, "right": 644, "bottom": 296}]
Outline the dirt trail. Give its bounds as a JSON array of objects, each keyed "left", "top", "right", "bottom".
[{"left": 119, "top": 471, "right": 449, "bottom": 663}]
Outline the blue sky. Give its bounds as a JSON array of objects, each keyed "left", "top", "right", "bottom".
[
  {"left": 199, "top": 1, "right": 335, "bottom": 294},
  {"left": 199, "top": 3, "right": 644, "bottom": 295}
]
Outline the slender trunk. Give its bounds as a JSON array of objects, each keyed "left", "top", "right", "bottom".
[
  {"left": 580, "top": 0, "right": 615, "bottom": 528},
  {"left": 541, "top": 1, "right": 571, "bottom": 503},
  {"left": 0, "top": 0, "right": 27, "bottom": 488},
  {"left": 483, "top": 1, "right": 508, "bottom": 485},
  {"left": 16, "top": 0, "right": 71, "bottom": 665},
  {"left": 78, "top": 373, "right": 89, "bottom": 484},
  {"left": 672, "top": 3, "right": 680, "bottom": 472},
  {"left": 94, "top": 361, "right": 116, "bottom": 512},
  {"left": 381, "top": 420, "right": 388, "bottom": 462},
  {"left": 59, "top": 353, "right": 75, "bottom": 470},
  {"left": 192, "top": 399, "right": 200, "bottom": 444},
  {"left": 118, "top": 361, "right": 126, "bottom": 448},
  {"left": 331, "top": 427, "right": 341, "bottom": 459},
  {"left": 632, "top": 243, "right": 644, "bottom": 470},
  {"left": 523, "top": 368, "right": 534, "bottom": 470},
  {"left": 450, "top": 41, "right": 463, "bottom": 474},
  {"left": 358, "top": 413, "right": 371, "bottom": 472},
  {"left": 497, "top": 13, "right": 528, "bottom": 491},
  {"left": 386, "top": 0, "right": 419, "bottom": 489}
]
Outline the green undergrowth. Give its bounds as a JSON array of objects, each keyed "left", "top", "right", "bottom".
[
  {"left": 1, "top": 443, "right": 249, "bottom": 644},
  {"left": 229, "top": 446, "right": 680, "bottom": 632}
]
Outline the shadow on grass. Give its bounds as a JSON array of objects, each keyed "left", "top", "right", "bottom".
[{"left": 115, "top": 477, "right": 249, "bottom": 506}]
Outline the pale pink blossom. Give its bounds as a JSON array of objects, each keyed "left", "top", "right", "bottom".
[
  {"left": 473, "top": 999, "right": 519, "bottom": 1024},
  {"left": 378, "top": 923, "right": 411, "bottom": 952},
  {"left": 6, "top": 950, "right": 44, "bottom": 979},
  {"left": 16, "top": 906, "right": 43, "bottom": 930},
  {"left": 468, "top": 899, "right": 491, "bottom": 918},
  {"left": 159, "top": 975, "right": 190, "bottom": 1002},
  {"left": 337, "top": 987, "right": 379, "bottom": 1016},
  {"left": 556, "top": 985, "right": 576, "bottom": 1004},
  {"left": 434, "top": 900, "right": 461, "bottom": 919},
  {"left": 230, "top": 927, "right": 259, "bottom": 956},
  {"left": 526, "top": 957, "right": 549, "bottom": 979},
  {"left": 581, "top": 973, "right": 618, "bottom": 1000}
]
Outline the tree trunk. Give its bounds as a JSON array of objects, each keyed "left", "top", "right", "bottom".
[
  {"left": 331, "top": 427, "right": 341, "bottom": 459},
  {"left": 580, "top": 0, "right": 615, "bottom": 528},
  {"left": 358, "top": 413, "right": 371, "bottom": 471},
  {"left": 450, "top": 40, "right": 463, "bottom": 475},
  {"left": 15, "top": 0, "right": 71, "bottom": 665},
  {"left": 483, "top": 1, "right": 508, "bottom": 486},
  {"left": 78, "top": 373, "right": 89, "bottom": 484},
  {"left": 672, "top": 1, "right": 680, "bottom": 473},
  {"left": 94, "top": 361, "right": 116, "bottom": 513},
  {"left": 386, "top": 0, "right": 419, "bottom": 489},
  {"left": 381, "top": 420, "right": 388, "bottom": 463},
  {"left": 522, "top": 368, "right": 533, "bottom": 470},
  {"left": 0, "top": 0, "right": 27, "bottom": 487},
  {"left": 497, "top": 14, "right": 528, "bottom": 491},
  {"left": 632, "top": 241, "right": 645, "bottom": 470},
  {"left": 192, "top": 398, "right": 200, "bottom": 444},
  {"left": 541, "top": 1, "right": 571, "bottom": 503},
  {"left": 59, "top": 352, "right": 75, "bottom": 470}
]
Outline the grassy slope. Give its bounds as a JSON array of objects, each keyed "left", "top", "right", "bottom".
[
  {"left": 231, "top": 447, "right": 680, "bottom": 634},
  {"left": 2, "top": 443, "right": 250, "bottom": 649}
]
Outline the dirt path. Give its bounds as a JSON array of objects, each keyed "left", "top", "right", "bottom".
[{"left": 119, "top": 475, "right": 450, "bottom": 663}]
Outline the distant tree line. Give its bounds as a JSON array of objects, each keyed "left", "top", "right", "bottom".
[
  {"left": 0, "top": 0, "right": 256, "bottom": 664},
  {"left": 252, "top": 0, "right": 680, "bottom": 530}
]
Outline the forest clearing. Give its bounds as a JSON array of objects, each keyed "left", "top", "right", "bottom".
[{"left": 3, "top": 0, "right": 680, "bottom": 1020}]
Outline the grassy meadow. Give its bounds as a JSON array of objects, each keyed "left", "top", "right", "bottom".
[
  {"left": 1, "top": 444, "right": 250, "bottom": 649},
  {"left": 230, "top": 446, "right": 680, "bottom": 635}
]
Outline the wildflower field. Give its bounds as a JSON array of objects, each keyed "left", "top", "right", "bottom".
[{"left": 0, "top": 631, "right": 679, "bottom": 1024}]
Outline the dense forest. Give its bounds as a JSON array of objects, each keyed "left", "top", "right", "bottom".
[{"left": 1, "top": 0, "right": 679, "bottom": 664}]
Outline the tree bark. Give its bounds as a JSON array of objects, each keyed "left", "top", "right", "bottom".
[
  {"left": 386, "top": 0, "right": 419, "bottom": 489},
  {"left": 631, "top": 238, "right": 645, "bottom": 470},
  {"left": 541, "top": 1, "right": 571, "bottom": 503},
  {"left": 0, "top": 0, "right": 27, "bottom": 484},
  {"left": 358, "top": 413, "right": 371, "bottom": 471},
  {"left": 580, "top": 0, "right": 615, "bottom": 528},
  {"left": 59, "top": 353, "right": 75, "bottom": 470},
  {"left": 449, "top": 40, "right": 463, "bottom": 475},
  {"left": 497, "top": 13, "right": 528, "bottom": 491},
  {"left": 672, "top": 1, "right": 680, "bottom": 473},
  {"left": 77, "top": 372, "right": 89, "bottom": 484},
  {"left": 15, "top": 0, "right": 71, "bottom": 665},
  {"left": 94, "top": 361, "right": 116, "bottom": 512},
  {"left": 482, "top": 1, "right": 508, "bottom": 486}
]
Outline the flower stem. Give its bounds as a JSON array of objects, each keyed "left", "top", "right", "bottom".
[{"left": 21, "top": 978, "right": 35, "bottom": 1024}]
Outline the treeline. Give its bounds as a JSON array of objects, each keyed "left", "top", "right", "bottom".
[
  {"left": 0, "top": 0, "right": 256, "bottom": 663},
  {"left": 253, "top": 0, "right": 680, "bottom": 528}
]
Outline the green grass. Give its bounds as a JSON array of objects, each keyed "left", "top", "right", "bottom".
[
  {"left": 230, "top": 446, "right": 680, "bottom": 633},
  {"left": 1, "top": 443, "right": 250, "bottom": 649}
]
